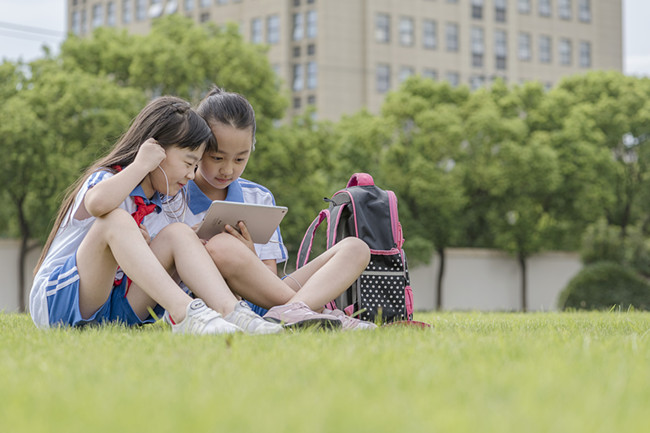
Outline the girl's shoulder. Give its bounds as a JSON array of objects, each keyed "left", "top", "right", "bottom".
[
  {"left": 238, "top": 178, "right": 272, "bottom": 193},
  {"left": 237, "top": 178, "right": 276, "bottom": 206},
  {"left": 84, "top": 168, "right": 116, "bottom": 189}
]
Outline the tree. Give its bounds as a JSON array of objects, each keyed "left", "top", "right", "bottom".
[
  {"left": 0, "top": 58, "right": 143, "bottom": 311},
  {"left": 59, "top": 15, "right": 287, "bottom": 131},
  {"left": 374, "top": 78, "right": 468, "bottom": 309}
]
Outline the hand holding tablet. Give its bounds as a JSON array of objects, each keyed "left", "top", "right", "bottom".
[{"left": 195, "top": 201, "right": 288, "bottom": 243}]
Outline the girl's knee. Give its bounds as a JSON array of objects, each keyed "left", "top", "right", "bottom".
[
  {"left": 340, "top": 237, "right": 371, "bottom": 264},
  {"left": 204, "top": 233, "right": 247, "bottom": 266},
  {"left": 157, "top": 222, "right": 195, "bottom": 238}
]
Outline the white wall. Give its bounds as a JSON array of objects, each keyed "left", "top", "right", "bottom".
[
  {"left": 410, "top": 248, "right": 583, "bottom": 311},
  {"left": 0, "top": 242, "right": 581, "bottom": 313},
  {"left": 0, "top": 240, "right": 40, "bottom": 312}
]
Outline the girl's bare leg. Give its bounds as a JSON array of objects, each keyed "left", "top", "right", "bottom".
[
  {"left": 75, "top": 209, "right": 193, "bottom": 321},
  {"left": 282, "top": 237, "right": 370, "bottom": 309},
  {"left": 207, "top": 234, "right": 370, "bottom": 311}
]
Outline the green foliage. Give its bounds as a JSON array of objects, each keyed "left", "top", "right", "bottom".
[
  {"left": 580, "top": 218, "right": 626, "bottom": 265},
  {"left": 60, "top": 15, "right": 287, "bottom": 129},
  {"left": 558, "top": 261, "right": 650, "bottom": 311},
  {"left": 0, "top": 58, "right": 144, "bottom": 242}
]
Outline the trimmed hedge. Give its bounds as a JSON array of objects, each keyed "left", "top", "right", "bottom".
[{"left": 558, "top": 261, "right": 650, "bottom": 311}]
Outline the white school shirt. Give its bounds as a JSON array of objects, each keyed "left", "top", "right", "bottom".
[
  {"left": 183, "top": 178, "right": 287, "bottom": 263},
  {"left": 29, "top": 170, "right": 168, "bottom": 328}
]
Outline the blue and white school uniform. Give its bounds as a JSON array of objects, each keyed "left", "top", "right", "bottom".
[
  {"left": 29, "top": 170, "right": 168, "bottom": 329},
  {"left": 183, "top": 178, "right": 288, "bottom": 315},
  {"left": 184, "top": 178, "right": 287, "bottom": 264}
]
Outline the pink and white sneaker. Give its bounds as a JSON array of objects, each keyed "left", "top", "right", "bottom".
[{"left": 322, "top": 308, "right": 378, "bottom": 331}]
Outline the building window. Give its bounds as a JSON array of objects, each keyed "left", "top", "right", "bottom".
[
  {"left": 80, "top": 8, "right": 87, "bottom": 34},
  {"left": 539, "top": 0, "right": 551, "bottom": 17},
  {"left": 495, "top": 0, "right": 507, "bottom": 22},
  {"left": 149, "top": 0, "right": 163, "bottom": 18},
  {"left": 200, "top": 12, "right": 210, "bottom": 22},
  {"left": 122, "top": 0, "right": 132, "bottom": 23},
  {"left": 200, "top": 0, "right": 210, "bottom": 7},
  {"left": 579, "top": 41, "right": 591, "bottom": 67},
  {"left": 471, "top": 26, "right": 484, "bottom": 67},
  {"left": 306, "top": 10, "right": 317, "bottom": 38},
  {"left": 471, "top": 0, "right": 484, "bottom": 19},
  {"left": 399, "top": 17, "right": 414, "bottom": 46},
  {"left": 307, "top": 95, "right": 316, "bottom": 105},
  {"left": 307, "top": 43, "right": 316, "bottom": 55},
  {"left": 184, "top": 0, "right": 194, "bottom": 12},
  {"left": 267, "top": 15, "right": 280, "bottom": 44},
  {"left": 217, "top": 0, "right": 228, "bottom": 4},
  {"left": 376, "top": 64, "right": 391, "bottom": 93},
  {"left": 539, "top": 35, "right": 552, "bottom": 63},
  {"left": 446, "top": 72, "right": 460, "bottom": 87},
  {"left": 578, "top": 0, "right": 591, "bottom": 22},
  {"left": 559, "top": 38, "right": 572, "bottom": 65},
  {"left": 446, "top": 23, "right": 459, "bottom": 52},
  {"left": 293, "top": 97, "right": 301, "bottom": 109},
  {"left": 495, "top": 29, "right": 507, "bottom": 70},
  {"left": 375, "top": 13, "right": 390, "bottom": 43},
  {"left": 136, "top": 0, "right": 146, "bottom": 20},
  {"left": 293, "top": 64, "right": 304, "bottom": 91},
  {"left": 293, "top": 0, "right": 300, "bottom": 6},
  {"left": 307, "top": 61, "right": 317, "bottom": 89},
  {"left": 72, "top": 10, "right": 81, "bottom": 34},
  {"left": 293, "top": 13, "right": 303, "bottom": 40},
  {"left": 107, "top": 2, "right": 116, "bottom": 26},
  {"left": 251, "top": 18, "right": 262, "bottom": 43},
  {"left": 470, "top": 75, "right": 486, "bottom": 90},
  {"left": 423, "top": 19, "right": 437, "bottom": 49},
  {"left": 293, "top": 46, "right": 301, "bottom": 57},
  {"left": 518, "top": 0, "right": 530, "bottom": 13},
  {"left": 518, "top": 32, "right": 531, "bottom": 60},
  {"left": 558, "top": 0, "right": 572, "bottom": 19},
  {"left": 423, "top": 68, "right": 438, "bottom": 80},
  {"left": 92, "top": 4, "right": 104, "bottom": 28},
  {"left": 399, "top": 66, "right": 415, "bottom": 83}
]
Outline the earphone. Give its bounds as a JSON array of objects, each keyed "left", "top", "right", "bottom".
[{"left": 157, "top": 165, "right": 185, "bottom": 224}]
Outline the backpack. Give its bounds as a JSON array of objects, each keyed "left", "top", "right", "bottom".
[{"left": 296, "top": 173, "right": 414, "bottom": 324}]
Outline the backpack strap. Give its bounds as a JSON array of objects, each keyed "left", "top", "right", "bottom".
[
  {"left": 347, "top": 173, "right": 374, "bottom": 187},
  {"left": 296, "top": 209, "right": 330, "bottom": 269}
]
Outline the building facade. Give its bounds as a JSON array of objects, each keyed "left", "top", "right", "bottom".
[{"left": 67, "top": 0, "right": 622, "bottom": 121}]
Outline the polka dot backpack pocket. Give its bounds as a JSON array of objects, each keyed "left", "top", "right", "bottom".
[{"left": 297, "top": 173, "right": 414, "bottom": 324}]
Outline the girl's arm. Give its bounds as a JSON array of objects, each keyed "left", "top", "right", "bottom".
[
  {"left": 262, "top": 259, "right": 277, "bottom": 276},
  {"left": 81, "top": 139, "right": 166, "bottom": 219}
]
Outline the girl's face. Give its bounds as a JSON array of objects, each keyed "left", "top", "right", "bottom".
[
  {"left": 149, "top": 144, "right": 205, "bottom": 197},
  {"left": 196, "top": 123, "right": 253, "bottom": 199}
]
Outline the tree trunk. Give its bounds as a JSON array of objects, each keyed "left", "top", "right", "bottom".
[
  {"left": 436, "top": 247, "right": 445, "bottom": 311},
  {"left": 518, "top": 252, "right": 527, "bottom": 312}
]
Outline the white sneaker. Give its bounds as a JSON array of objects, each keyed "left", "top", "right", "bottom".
[
  {"left": 170, "top": 299, "right": 242, "bottom": 335},
  {"left": 224, "top": 301, "right": 284, "bottom": 335}
]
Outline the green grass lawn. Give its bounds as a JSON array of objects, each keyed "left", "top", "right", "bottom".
[{"left": 1, "top": 311, "right": 649, "bottom": 433}]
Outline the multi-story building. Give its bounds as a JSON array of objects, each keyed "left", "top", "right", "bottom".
[{"left": 67, "top": 0, "right": 622, "bottom": 121}]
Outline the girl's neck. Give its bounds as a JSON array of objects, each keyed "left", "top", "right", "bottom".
[
  {"left": 195, "top": 174, "right": 227, "bottom": 201},
  {"left": 140, "top": 174, "right": 157, "bottom": 199}
]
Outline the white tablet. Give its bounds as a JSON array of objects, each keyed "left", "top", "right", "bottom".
[{"left": 195, "top": 201, "right": 288, "bottom": 244}]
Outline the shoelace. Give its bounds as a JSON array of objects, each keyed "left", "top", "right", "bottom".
[{"left": 188, "top": 308, "right": 222, "bottom": 333}]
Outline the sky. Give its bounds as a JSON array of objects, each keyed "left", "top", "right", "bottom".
[{"left": 0, "top": 0, "right": 649, "bottom": 76}]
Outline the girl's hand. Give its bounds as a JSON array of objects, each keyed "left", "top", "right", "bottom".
[
  {"left": 225, "top": 221, "right": 255, "bottom": 253},
  {"left": 139, "top": 224, "right": 151, "bottom": 244},
  {"left": 133, "top": 138, "right": 166, "bottom": 173}
]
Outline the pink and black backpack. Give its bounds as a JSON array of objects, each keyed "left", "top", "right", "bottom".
[{"left": 296, "top": 173, "right": 414, "bottom": 324}]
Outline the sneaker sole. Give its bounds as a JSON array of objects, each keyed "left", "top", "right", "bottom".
[{"left": 265, "top": 317, "right": 342, "bottom": 330}]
